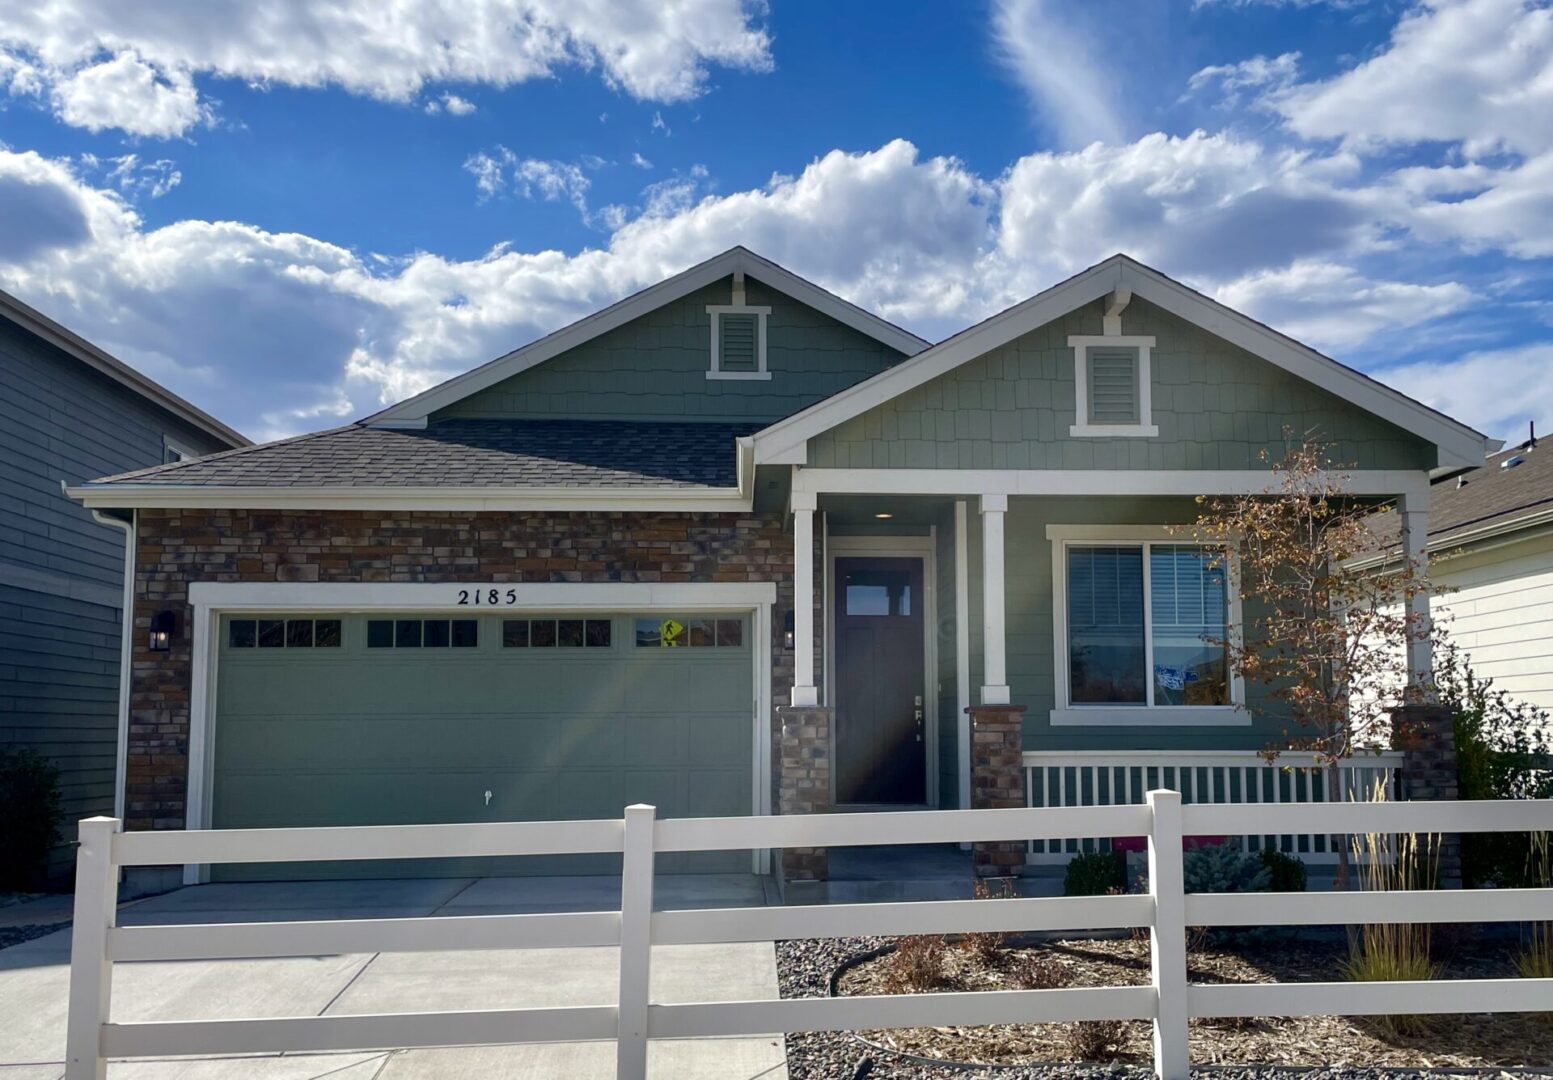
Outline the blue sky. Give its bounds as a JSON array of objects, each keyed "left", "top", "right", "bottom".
[{"left": 1, "top": 0, "right": 1549, "bottom": 443}]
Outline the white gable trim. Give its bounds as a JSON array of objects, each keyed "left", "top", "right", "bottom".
[
  {"left": 364, "top": 247, "right": 928, "bottom": 426},
  {"left": 750, "top": 255, "right": 1491, "bottom": 469}
]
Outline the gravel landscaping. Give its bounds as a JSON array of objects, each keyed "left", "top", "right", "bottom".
[{"left": 777, "top": 934, "right": 1551, "bottom": 1080}]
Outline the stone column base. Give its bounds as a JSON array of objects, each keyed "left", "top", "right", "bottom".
[
  {"left": 968, "top": 703, "right": 1028, "bottom": 879},
  {"left": 776, "top": 705, "right": 833, "bottom": 882},
  {"left": 1390, "top": 703, "right": 1462, "bottom": 888}
]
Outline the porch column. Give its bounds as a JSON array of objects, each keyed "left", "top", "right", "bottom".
[
  {"left": 1398, "top": 488, "right": 1433, "bottom": 699},
  {"left": 791, "top": 491, "right": 818, "bottom": 707},
  {"left": 979, "top": 493, "right": 1010, "bottom": 705}
]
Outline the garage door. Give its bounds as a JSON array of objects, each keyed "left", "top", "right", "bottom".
[{"left": 211, "top": 611, "right": 755, "bottom": 879}]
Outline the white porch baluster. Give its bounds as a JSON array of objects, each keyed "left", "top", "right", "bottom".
[
  {"left": 980, "top": 493, "right": 1010, "bottom": 705},
  {"left": 792, "top": 491, "right": 818, "bottom": 707}
]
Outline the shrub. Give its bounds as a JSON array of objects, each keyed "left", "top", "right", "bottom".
[
  {"left": 1063, "top": 850, "right": 1126, "bottom": 896},
  {"left": 960, "top": 876, "right": 1012, "bottom": 967},
  {"left": 1009, "top": 950, "right": 1068, "bottom": 990},
  {"left": 1183, "top": 841, "right": 1271, "bottom": 894},
  {"left": 1516, "top": 833, "right": 1553, "bottom": 982},
  {"left": 1066, "top": 1017, "right": 1126, "bottom": 1061},
  {"left": 882, "top": 935, "right": 947, "bottom": 993},
  {"left": 1342, "top": 826, "right": 1441, "bottom": 1036},
  {"left": 1259, "top": 849, "right": 1308, "bottom": 892},
  {"left": 1435, "top": 637, "right": 1553, "bottom": 888},
  {"left": 0, "top": 748, "right": 63, "bottom": 891}
]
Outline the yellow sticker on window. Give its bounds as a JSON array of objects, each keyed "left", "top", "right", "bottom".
[{"left": 659, "top": 618, "right": 685, "bottom": 647}]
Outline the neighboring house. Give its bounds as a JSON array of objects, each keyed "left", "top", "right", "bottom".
[
  {"left": 1, "top": 289, "right": 246, "bottom": 880},
  {"left": 1413, "top": 427, "right": 1553, "bottom": 710},
  {"left": 69, "top": 248, "right": 1494, "bottom": 889}
]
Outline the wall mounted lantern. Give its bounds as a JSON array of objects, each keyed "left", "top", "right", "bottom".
[
  {"left": 782, "top": 609, "right": 795, "bottom": 652},
  {"left": 148, "top": 610, "right": 178, "bottom": 652}
]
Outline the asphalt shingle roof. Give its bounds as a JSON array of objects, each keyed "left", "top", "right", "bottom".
[{"left": 88, "top": 419, "right": 759, "bottom": 489}]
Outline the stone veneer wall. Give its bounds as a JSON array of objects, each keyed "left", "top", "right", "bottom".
[{"left": 127, "top": 508, "right": 796, "bottom": 833}]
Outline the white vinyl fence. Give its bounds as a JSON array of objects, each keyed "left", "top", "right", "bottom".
[
  {"left": 1023, "top": 750, "right": 1405, "bottom": 864},
  {"left": 68, "top": 794, "right": 1553, "bottom": 1080}
]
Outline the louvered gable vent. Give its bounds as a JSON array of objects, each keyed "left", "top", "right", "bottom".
[
  {"left": 719, "top": 312, "right": 759, "bottom": 372},
  {"left": 1087, "top": 347, "right": 1139, "bottom": 425}
]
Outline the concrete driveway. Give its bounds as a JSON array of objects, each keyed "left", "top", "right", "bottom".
[{"left": 0, "top": 875, "right": 787, "bottom": 1079}]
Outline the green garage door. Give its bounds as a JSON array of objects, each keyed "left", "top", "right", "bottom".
[{"left": 211, "top": 611, "right": 754, "bottom": 880}]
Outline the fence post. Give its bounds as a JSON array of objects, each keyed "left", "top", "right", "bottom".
[
  {"left": 66, "top": 817, "right": 120, "bottom": 1080},
  {"left": 1146, "top": 790, "right": 1189, "bottom": 1080},
  {"left": 616, "top": 804, "right": 657, "bottom": 1080}
]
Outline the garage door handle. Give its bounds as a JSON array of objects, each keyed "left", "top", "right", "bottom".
[{"left": 484, "top": 790, "right": 493, "bottom": 806}]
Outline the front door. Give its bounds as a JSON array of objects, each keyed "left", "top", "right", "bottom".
[{"left": 834, "top": 557, "right": 926, "bottom": 804}]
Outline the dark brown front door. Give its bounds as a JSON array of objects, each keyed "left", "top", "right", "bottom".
[{"left": 834, "top": 556, "right": 926, "bottom": 805}]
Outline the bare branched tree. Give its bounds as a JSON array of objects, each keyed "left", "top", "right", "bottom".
[{"left": 1184, "top": 437, "right": 1432, "bottom": 887}]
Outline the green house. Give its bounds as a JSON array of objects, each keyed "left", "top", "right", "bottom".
[{"left": 73, "top": 248, "right": 1492, "bottom": 889}]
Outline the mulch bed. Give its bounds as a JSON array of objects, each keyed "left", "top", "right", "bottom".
[{"left": 777, "top": 932, "right": 1551, "bottom": 1080}]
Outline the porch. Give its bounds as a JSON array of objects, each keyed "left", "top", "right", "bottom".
[{"left": 777, "top": 467, "right": 1438, "bottom": 883}]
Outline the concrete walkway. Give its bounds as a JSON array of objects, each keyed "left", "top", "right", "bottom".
[{"left": 0, "top": 876, "right": 787, "bottom": 1079}]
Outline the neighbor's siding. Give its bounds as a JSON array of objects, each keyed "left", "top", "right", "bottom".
[
  {"left": 435, "top": 275, "right": 908, "bottom": 425},
  {"left": 0, "top": 318, "right": 229, "bottom": 878},
  {"left": 1431, "top": 532, "right": 1553, "bottom": 711},
  {"left": 807, "top": 295, "right": 1435, "bottom": 472}
]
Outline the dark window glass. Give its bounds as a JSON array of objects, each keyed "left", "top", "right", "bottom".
[
  {"left": 585, "top": 619, "right": 612, "bottom": 647},
  {"left": 367, "top": 620, "right": 393, "bottom": 648},
  {"left": 716, "top": 619, "right": 743, "bottom": 647},
  {"left": 530, "top": 620, "right": 557, "bottom": 647},
  {"left": 424, "top": 619, "right": 450, "bottom": 647},
  {"left": 286, "top": 620, "right": 314, "bottom": 648},
  {"left": 845, "top": 571, "right": 911, "bottom": 616},
  {"left": 686, "top": 618, "right": 715, "bottom": 647},
  {"left": 395, "top": 619, "right": 422, "bottom": 648},
  {"left": 503, "top": 620, "right": 529, "bottom": 647},
  {"left": 315, "top": 620, "right": 341, "bottom": 648},
  {"left": 635, "top": 618, "right": 662, "bottom": 647},
  {"left": 228, "top": 620, "right": 256, "bottom": 648},
  {"left": 257, "top": 619, "right": 285, "bottom": 648},
  {"left": 1067, "top": 546, "right": 1146, "bottom": 705},
  {"left": 451, "top": 620, "right": 478, "bottom": 648},
  {"left": 557, "top": 619, "right": 584, "bottom": 647}
]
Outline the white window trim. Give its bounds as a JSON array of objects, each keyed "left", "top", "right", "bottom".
[
  {"left": 1068, "top": 335, "right": 1158, "bottom": 437},
  {"left": 706, "top": 304, "right": 772, "bottom": 381},
  {"left": 1046, "top": 524, "right": 1245, "bottom": 727},
  {"left": 163, "top": 437, "right": 195, "bottom": 463}
]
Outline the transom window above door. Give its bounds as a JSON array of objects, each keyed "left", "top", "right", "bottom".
[{"left": 1047, "top": 525, "right": 1245, "bottom": 726}]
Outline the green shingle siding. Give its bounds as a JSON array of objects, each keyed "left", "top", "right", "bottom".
[
  {"left": 807, "top": 297, "right": 1435, "bottom": 472},
  {"left": 436, "top": 275, "right": 907, "bottom": 425}
]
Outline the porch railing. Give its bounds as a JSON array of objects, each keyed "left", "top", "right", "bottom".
[{"left": 1022, "top": 750, "right": 1405, "bottom": 865}]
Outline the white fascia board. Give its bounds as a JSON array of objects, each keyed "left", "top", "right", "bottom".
[
  {"left": 790, "top": 467, "right": 1430, "bottom": 499},
  {"left": 365, "top": 247, "right": 927, "bottom": 426},
  {"left": 751, "top": 254, "right": 1492, "bottom": 470},
  {"left": 66, "top": 484, "right": 752, "bottom": 513},
  {"left": 1118, "top": 263, "right": 1490, "bottom": 469},
  {"left": 750, "top": 259, "right": 1123, "bottom": 464}
]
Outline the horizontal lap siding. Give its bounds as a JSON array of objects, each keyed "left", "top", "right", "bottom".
[
  {"left": 128, "top": 510, "right": 796, "bottom": 834},
  {"left": 1, "top": 318, "right": 234, "bottom": 879},
  {"left": 1432, "top": 536, "right": 1553, "bottom": 710}
]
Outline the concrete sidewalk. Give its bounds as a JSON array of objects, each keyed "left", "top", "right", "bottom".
[{"left": 0, "top": 875, "right": 786, "bottom": 1079}]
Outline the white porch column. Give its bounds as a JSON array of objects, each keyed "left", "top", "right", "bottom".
[
  {"left": 980, "top": 493, "right": 1011, "bottom": 705},
  {"left": 791, "top": 491, "right": 819, "bottom": 707},
  {"left": 1398, "top": 487, "right": 1433, "bottom": 700}
]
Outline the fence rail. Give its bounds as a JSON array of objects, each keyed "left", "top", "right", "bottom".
[
  {"left": 1023, "top": 750, "right": 1405, "bottom": 864},
  {"left": 68, "top": 794, "right": 1553, "bottom": 1080}
]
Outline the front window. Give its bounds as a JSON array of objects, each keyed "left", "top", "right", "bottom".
[{"left": 1065, "top": 541, "right": 1230, "bottom": 710}]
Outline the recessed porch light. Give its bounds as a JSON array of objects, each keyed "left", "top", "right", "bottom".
[{"left": 874, "top": 512, "right": 894, "bottom": 519}]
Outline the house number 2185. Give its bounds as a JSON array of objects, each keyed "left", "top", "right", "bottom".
[{"left": 456, "top": 589, "right": 518, "bottom": 605}]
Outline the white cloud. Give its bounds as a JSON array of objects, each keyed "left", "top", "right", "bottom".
[
  {"left": 1186, "top": 52, "right": 1300, "bottom": 106},
  {"left": 0, "top": 0, "right": 772, "bottom": 137},
  {"left": 1373, "top": 344, "right": 1553, "bottom": 443},
  {"left": 424, "top": 91, "right": 476, "bottom": 116},
  {"left": 50, "top": 51, "right": 208, "bottom": 138},
  {"left": 631, "top": 152, "right": 653, "bottom": 169},
  {"left": 1212, "top": 261, "right": 1477, "bottom": 351},
  {"left": 1273, "top": 0, "right": 1553, "bottom": 157},
  {"left": 79, "top": 153, "right": 182, "bottom": 199},
  {"left": 462, "top": 148, "right": 594, "bottom": 218},
  {"left": 990, "top": 0, "right": 1126, "bottom": 148}
]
